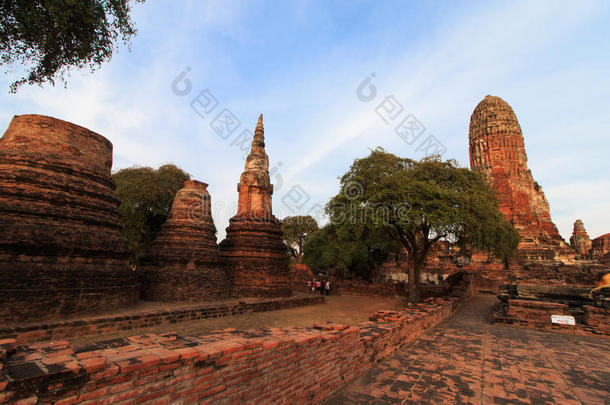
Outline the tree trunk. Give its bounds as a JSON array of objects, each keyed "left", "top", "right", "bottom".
[
  {"left": 297, "top": 241, "right": 303, "bottom": 264},
  {"left": 412, "top": 264, "right": 421, "bottom": 302},
  {"left": 407, "top": 257, "right": 420, "bottom": 302}
]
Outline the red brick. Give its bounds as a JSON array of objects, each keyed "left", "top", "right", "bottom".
[
  {"left": 81, "top": 357, "right": 107, "bottom": 373},
  {"left": 78, "top": 387, "right": 109, "bottom": 401},
  {"left": 53, "top": 396, "right": 80, "bottom": 405},
  {"left": 98, "top": 387, "right": 144, "bottom": 405}
]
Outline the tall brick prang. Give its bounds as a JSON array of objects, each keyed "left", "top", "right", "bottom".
[
  {"left": 469, "top": 95, "right": 564, "bottom": 252},
  {"left": 467, "top": 96, "right": 608, "bottom": 286},
  {"left": 219, "top": 115, "right": 291, "bottom": 297},
  {"left": 0, "top": 114, "right": 139, "bottom": 323},
  {"left": 139, "top": 180, "right": 230, "bottom": 301}
]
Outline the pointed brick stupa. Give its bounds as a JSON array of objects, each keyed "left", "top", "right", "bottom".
[
  {"left": 237, "top": 114, "right": 273, "bottom": 219},
  {"left": 219, "top": 115, "right": 291, "bottom": 297}
]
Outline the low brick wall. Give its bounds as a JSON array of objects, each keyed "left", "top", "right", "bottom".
[
  {"left": 0, "top": 296, "right": 325, "bottom": 346},
  {"left": 493, "top": 299, "right": 610, "bottom": 336},
  {"left": 329, "top": 279, "right": 405, "bottom": 297},
  {"left": 583, "top": 305, "right": 610, "bottom": 335},
  {"left": 0, "top": 297, "right": 463, "bottom": 404}
]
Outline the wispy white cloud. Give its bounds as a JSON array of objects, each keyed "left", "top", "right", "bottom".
[{"left": 0, "top": 0, "right": 608, "bottom": 243}]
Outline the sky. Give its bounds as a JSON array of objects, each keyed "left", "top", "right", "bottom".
[{"left": 1, "top": 0, "right": 609, "bottom": 242}]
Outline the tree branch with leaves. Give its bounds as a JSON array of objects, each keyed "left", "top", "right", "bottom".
[
  {"left": 1, "top": 0, "right": 144, "bottom": 92},
  {"left": 282, "top": 215, "right": 319, "bottom": 264}
]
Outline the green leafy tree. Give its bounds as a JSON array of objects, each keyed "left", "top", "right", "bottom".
[
  {"left": 303, "top": 225, "right": 398, "bottom": 280},
  {"left": 1, "top": 0, "right": 144, "bottom": 92},
  {"left": 326, "top": 148, "right": 520, "bottom": 300},
  {"left": 112, "top": 164, "right": 189, "bottom": 262},
  {"left": 282, "top": 215, "right": 319, "bottom": 264}
]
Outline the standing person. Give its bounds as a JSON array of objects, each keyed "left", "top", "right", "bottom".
[
  {"left": 316, "top": 279, "right": 322, "bottom": 294},
  {"left": 325, "top": 280, "right": 330, "bottom": 296},
  {"left": 306, "top": 279, "right": 312, "bottom": 294}
]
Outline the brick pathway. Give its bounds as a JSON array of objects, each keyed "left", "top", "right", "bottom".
[{"left": 328, "top": 295, "right": 610, "bottom": 405}]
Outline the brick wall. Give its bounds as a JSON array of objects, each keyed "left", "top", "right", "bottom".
[
  {"left": 493, "top": 299, "right": 610, "bottom": 336},
  {"left": 0, "top": 296, "right": 324, "bottom": 346},
  {"left": 583, "top": 305, "right": 610, "bottom": 335},
  {"left": 0, "top": 297, "right": 463, "bottom": 404},
  {"left": 137, "top": 267, "right": 230, "bottom": 302},
  {"left": 328, "top": 278, "right": 405, "bottom": 297}
]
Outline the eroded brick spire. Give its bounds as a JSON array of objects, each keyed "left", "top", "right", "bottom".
[{"left": 237, "top": 114, "right": 273, "bottom": 219}]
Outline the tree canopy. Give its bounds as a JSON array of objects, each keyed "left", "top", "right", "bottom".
[
  {"left": 112, "top": 163, "right": 189, "bottom": 262},
  {"left": 325, "top": 148, "right": 520, "bottom": 299},
  {"left": 1, "top": 0, "right": 144, "bottom": 92},
  {"left": 282, "top": 215, "right": 319, "bottom": 264},
  {"left": 303, "top": 225, "right": 398, "bottom": 281}
]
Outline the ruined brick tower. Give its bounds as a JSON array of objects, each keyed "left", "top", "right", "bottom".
[
  {"left": 219, "top": 115, "right": 291, "bottom": 297},
  {"left": 468, "top": 95, "right": 564, "bottom": 256},
  {"left": 0, "top": 115, "right": 139, "bottom": 322},
  {"left": 570, "top": 219, "right": 592, "bottom": 256},
  {"left": 139, "top": 180, "right": 230, "bottom": 301}
]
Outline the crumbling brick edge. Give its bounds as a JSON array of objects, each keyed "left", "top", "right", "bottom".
[
  {"left": 0, "top": 296, "right": 466, "bottom": 404},
  {"left": 492, "top": 299, "right": 610, "bottom": 337}
]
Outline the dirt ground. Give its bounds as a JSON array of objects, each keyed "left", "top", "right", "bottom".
[{"left": 71, "top": 295, "right": 405, "bottom": 348}]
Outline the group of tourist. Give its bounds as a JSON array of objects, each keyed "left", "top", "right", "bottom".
[{"left": 307, "top": 279, "right": 330, "bottom": 295}]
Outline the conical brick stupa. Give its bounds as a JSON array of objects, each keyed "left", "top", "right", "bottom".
[{"left": 219, "top": 115, "right": 291, "bottom": 297}]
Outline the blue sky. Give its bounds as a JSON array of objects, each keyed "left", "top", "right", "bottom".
[{"left": 1, "top": 0, "right": 609, "bottom": 241}]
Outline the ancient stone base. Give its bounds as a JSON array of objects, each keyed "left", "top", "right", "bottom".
[
  {"left": 493, "top": 298, "right": 610, "bottom": 336},
  {"left": 138, "top": 266, "right": 230, "bottom": 302},
  {"left": 220, "top": 217, "right": 291, "bottom": 298},
  {"left": 0, "top": 267, "right": 138, "bottom": 324}
]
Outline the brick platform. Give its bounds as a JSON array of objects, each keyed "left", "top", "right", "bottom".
[
  {"left": 329, "top": 294, "right": 610, "bottom": 404},
  {"left": 493, "top": 299, "right": 610, "bottom": 336},
  {"left": 0, "top": 296, "right": 324, "bottom": 346},
  {"left": 0, "top": 297, "right": 462, "bottom": 404}
]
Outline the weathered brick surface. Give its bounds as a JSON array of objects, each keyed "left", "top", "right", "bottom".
[
  {"left": 591, "top": 233, "right": 610, "bottom": 258},
  {"left": 0, "top": 296, "right": 324, "bottom": 345},
  {"left": 583, "top": 305, "right": 610, "bottom": 335},
  {"left": 139, "top": 180, "right": 229, "bottom": 301},
  {"left": 0, "top": 297, "right": 462, "bottom": 404},
  {"left": 327, "top": 278, "right": 405, "bottom": 297},
  {"left": 493, "top": 298, "right": 610, "bottom": 336},
  {"left": 329, "top": 295, "right": 610, "bottom": 404},
  {"left": 0, "top": 115, "right": 139, "bottom": 323},
  {"left": 219, "top": 115, "right": 290, "bottom": 298},
  {"left": 469, "top": 95, "right": 563, "bottom": 249}
]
